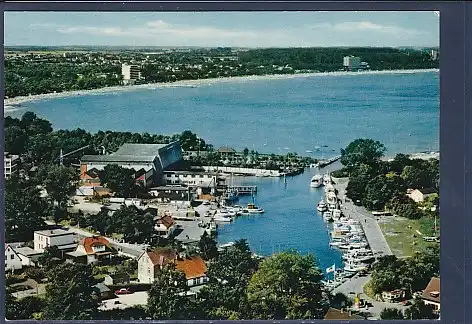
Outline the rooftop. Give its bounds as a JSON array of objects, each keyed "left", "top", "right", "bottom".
[
  {"left": 79, "top": 236, "right": 116, "bottom": 255},
  {"left": 175, "top": 256, "right": 207, "bottom": 280},
  {"left": 14, "top": 247, "right": 44, "bottom": 256},
  {"left": 421, "top": 277, "right": 440, "bottom": 304},
  {"left": 114, "top": 143, "right": 169, "bottom": 156},
  {"left": 35, "top": 229, "right": 75, "bottom": 237},
  {"left": 323, "top": 308, "right": 365, "bottom": 320},
  {"left": 81, "top": 154, "right": 157, "bottom": 163}
]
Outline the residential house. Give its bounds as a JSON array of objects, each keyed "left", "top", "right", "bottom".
[
  {"left": 324, "top": 308, "right": 365, "bottom": 320},
  {"left": 104, "top": 273, "right": 131, "bottom": 286},
  {"left": 33, "top": 229, "right": 78, "bottom": 253},
  {"left": 137, "top": 249, "right": 208, "bottom": 287},
  {"left": 216, "top": 146, "right": 236, "bottom": 158},
  {"left": 408, "top": 188, "right": 438, "bottom": 203},
  {"left": 137, "top": 248, "right": 177, "bottom": 284},
  {"left": 4, "top": 245, "right": 23, "bottom": 272},
  {"left": 66, "top": 236, "right": 117, "bottom": 265},
  {"left": 175, "top": 256, "right": 208, "bottom": 287},
  {"left": 421, "top": 277, "right": 440, "bottom": 314},
  {"left": 14, "top": 247, "right": 43, "bottom": 267},
  {"left": 155, "top": 215, "right": 176, "bottom": 238}
]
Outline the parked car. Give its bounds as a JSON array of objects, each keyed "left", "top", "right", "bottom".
[{"left": 115, "top": 288, "right": 133, "bottom": 295}]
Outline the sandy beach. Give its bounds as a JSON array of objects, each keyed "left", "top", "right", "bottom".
[{"left": 3, "top": 68, "right": 439, "bottom": 111}]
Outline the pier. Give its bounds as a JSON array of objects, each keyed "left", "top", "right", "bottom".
[
  {"left": 228, "top": 185, "right": 257, "bottom": 195},
  {"left": 318, "top": 155, "right": 342, "bottom": 168}
]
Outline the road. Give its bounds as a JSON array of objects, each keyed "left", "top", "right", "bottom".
[{"left": 334, "top": 178, "right": 393, "bottom": 256}]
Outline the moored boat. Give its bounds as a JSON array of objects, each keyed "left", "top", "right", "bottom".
[
  {"left": 310, "top": 174, "right": 323, "bottom": 188},
  {"left": 317, "top": 200, "right": 328, "bottom": 212}
]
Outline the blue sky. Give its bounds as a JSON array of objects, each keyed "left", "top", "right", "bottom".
[{"left": 4, "top": 11, "right": 439, "bottom": 47}]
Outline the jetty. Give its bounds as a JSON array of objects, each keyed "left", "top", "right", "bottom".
[
  {"left": 318, "top": 155, "right": 342, "bottom": 168},
  {"left": 227, "top": 185, "right": 257, "bottom": 195}
]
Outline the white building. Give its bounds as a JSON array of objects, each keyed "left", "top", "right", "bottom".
[
  {"left": 343, "top": 56, "right": 361, "bottom": 71},
  {"left": 4, "top": 152, "right": 19, "bottom": 179},
  {"left": 33, "top": 229, "right": 77, "bottom": 253},
  {"left": 121, "top": 63, "right": 141, "bottom": 85},
  {"left": 163, "top": 171, "right": 218, "bottom": 188},
  {"left": 4, "top": 245, "right": 23, "bottom": 272},
  {"left": 66, "top": 236, "right": 117, "bottom": 265}
]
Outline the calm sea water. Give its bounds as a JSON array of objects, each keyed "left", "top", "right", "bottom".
[{"left": 7, "top": 71, "right": 439, "bottom": 271}]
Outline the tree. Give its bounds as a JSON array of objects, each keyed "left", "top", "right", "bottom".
[
  {"left": 246, "top": 251, "right": 328, "bottom": 320},
  {"left": 198, "top": 231, "right": 218, "bottom": 261},
  {"left": 404, "top": 300, "right": 438, "bottom": 320},
  {"left": 5, "top": 125, "right": 28, "bottom": 154},
  {"left": 5, "top": 287, "right": 21, "bottom": 320},
  {"left": 388, "top": 153, "right": 412, "bottom": 174},
  {"left": 5, "top": 174, "right": 48, "bottom": 242},
  {"left": 147, "top": 263, "right": 190, "bottom": 319},
  {"left": 37, "top": 245, "right": 62, "bottom": 270},
  {"left": 329, "top": 292, "right": 352, "bottom": 309},
  {"left": 340, "top": 138, "right": 386, "bottom": 168},
  {"left": 345, "top": 164, "right": 374, "bottom": 204},
  {"left": 380, "top": 307, "right": 404, "bottom": 320},
  {"left": 38, "top": 164, "right": 79, "bottom": 211},
  {"left": 99, "top": 164, "right": 136, "bottom": 198},
  {"left": 363, "top": 173, "right": 405, "bottom": 211},
  {"left": 43, "top": 263, "right": 99, "bottom": 320},
  {"left": 199, "top": 239, "right": 258, "bottom": 319}
]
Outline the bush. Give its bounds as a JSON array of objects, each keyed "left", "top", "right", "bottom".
[
  {"left": 24, "top": 267, "right": 45, "bottom": 281},
  {"left": 331, "top": 168, "right": 350, "bottom": 178},
  {"left": 6, "top": 274, "right": 25, "bottom": 286}
]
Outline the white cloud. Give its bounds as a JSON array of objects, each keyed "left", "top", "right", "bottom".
[
  {"left": 54, "top": 20, "right": 280, "bottom": 44},
  {"left": 308, "top": 21, "right": 424, "bottom": 37}
]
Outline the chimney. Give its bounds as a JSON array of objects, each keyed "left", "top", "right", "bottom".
[
  {"left": 348, "top": 310, "right": 352, "bottom": 317},
  {"left": 159, "top": 255, "right": 164, "bottom": 266},
  {"left": 340, "top": 308, "right": 344, "bottom": 313}
]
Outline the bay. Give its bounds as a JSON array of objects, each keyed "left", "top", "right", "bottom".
[{"left": 6, "top": 71, "right": 439, "bottom": 271}]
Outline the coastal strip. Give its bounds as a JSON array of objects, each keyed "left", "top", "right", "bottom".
[
  {"left": 333, "top": 177, "right": 393, "bottom": 256},
  {"left": 4, "top": 68, "right": 439, "bottom": 110}
]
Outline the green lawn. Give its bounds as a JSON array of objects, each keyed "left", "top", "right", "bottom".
[{"left": 379, "top": 216, "right": 438, "bottom": 257}]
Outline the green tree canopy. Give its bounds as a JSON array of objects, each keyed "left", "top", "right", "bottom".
[
  {"left": 5, "top": 174, "right": 48, "bottom": 242},
  {"left": 340, "top": 138, "right": 386, "bottom": 168},
  {"left": 246, "top": 251, "right": 328, "bottom": 320},
  {"left": 198, "top": 239, "right": 258, "bottom": 319},
  {"left": 198, "top": 231, "right": 218, "bottom": 261},
  {"left": 380, "top": 307, "right": 404, "bottom": 320},
  {"left": 147, "top": 263, "right": 190, "bottom": 319},
  {"left": 99, "top": 164, "right": 136, "bottom": 198},
  {"left": 404, "top": 300, "right": 438, "bottom": 320},
  {"left": 42, "top": 263, "right": 99, "bottom": 320}
]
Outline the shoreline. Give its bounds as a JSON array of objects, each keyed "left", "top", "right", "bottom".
[{"left": 4, "top": 68, "right": 439, "bottom": 110}]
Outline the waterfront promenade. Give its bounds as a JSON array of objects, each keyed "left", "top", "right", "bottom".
[{"left": 333, "top": 177, "right": 393, "bottom": 256}]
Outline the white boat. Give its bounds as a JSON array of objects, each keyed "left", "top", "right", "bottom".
[
  {"left": 344, "top": 254, "right": 375, "bottom": 263},
  {"left": 213, "top": 215, "right": 232, "bottom": 222},
  {"left": 215, "top": 209, "right": 237, "bottom": 218},
  {"left": 323, "top": 211, "right": 333, "bottom": 222},
  {"left": 323, "top": 174, "right": 332, "bottom": 186},
  {"left": 325, "top": 183, "right": 335, "bottom": 193},
  {"left": 310, "top": 174, "right": 323, "bottom": 188},
  {"left": 344, "top": 262, "right": 369, "bottom": 273},
  {"left": 332, "top": 209, "right": 342, "bottom": 219},
  {"left": 245, "top": 203, "right": 264, "bottom": 214},
  {"left": 316, "top": 200, "right": 328, "bottom": 212}
]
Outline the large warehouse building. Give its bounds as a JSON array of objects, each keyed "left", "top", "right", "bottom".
[{"left": 80, "top": 142, "right": 183, "bottom": 187}]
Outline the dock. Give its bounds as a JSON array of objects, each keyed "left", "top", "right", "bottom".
[
  {"left": 228, "top": 185, "right": 257, "bottom": 195},
  {"left": 318, "top": 155, "right": 342, "bottom": 168}
]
